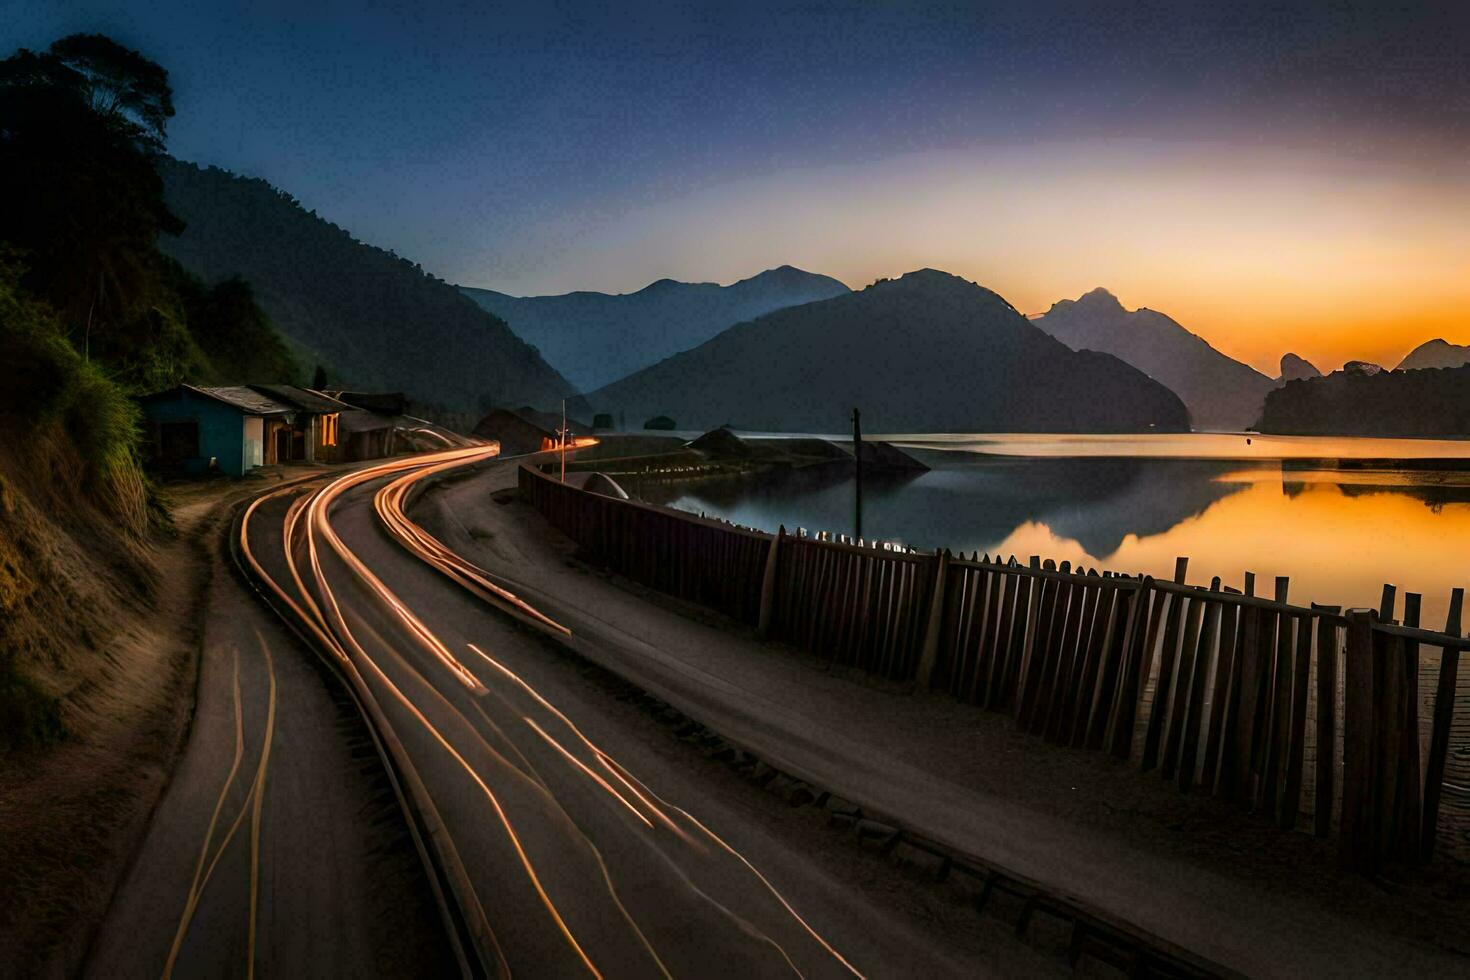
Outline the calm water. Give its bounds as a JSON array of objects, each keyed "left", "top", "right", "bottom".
[{"left": 645, "top": 433, "right": 1470, "bottom": 628}]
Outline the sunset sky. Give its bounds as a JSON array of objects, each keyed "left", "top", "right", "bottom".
[{"left": 11, "top": 1, "right": 1468, "bottom": 373}]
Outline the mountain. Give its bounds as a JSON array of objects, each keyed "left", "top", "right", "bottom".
[
  {"left": 1034, "top": 287, "right": 1274, "bottom": 431},
  {"left": 1278, "top": 353, "right": 1322, "bottom": 382},
  {"left": 1258, "top": 363, "right": 1470, "bottom": 437},
  {"left": 1397, "top": 338, "right": 1470, "bottom": 372},
  {"left": 586, "top": 270, "right": 1189, "bottom": 434},
  {"left": 156, "top": 159, "right": 577, "bottom": 414},
  {"left": 460, "top": 265, "right": 850, "bottom": 392}
]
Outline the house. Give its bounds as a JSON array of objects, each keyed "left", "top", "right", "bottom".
[
  {"left": 471, "top": 406, "right": 598, "bottom": 456},
  {"left": 246, "top": 384, "right": 348, "bottom": 464},
  {"left": 471, "top": 408, "right": 558, "bottom": 455},
  {"left": 139, "top": 385, "right": 295, "bottom": 476},
  {"left": 140, "top": 383, "right": 353, "bottom": 476},
  {"left": 338, "top": 408, "right": 401, "bottom": 461}
]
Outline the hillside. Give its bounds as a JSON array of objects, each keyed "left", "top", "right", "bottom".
[
  {"left": 586, "top": 270, "right": 1189, "bottom": 434},
  {"left": 461, "top": 265, "right": 849, "bottom": 391},
  {"left": 1397, "top": 338, "right": 1470, "bottom": 372},
  {"left": 1035, "top": 288, "right": 1274, "bottom": 431},
  {"left": 1258, "top": 364, "right": 1470, "bottom": 437},
  {"left": 157, "top": 159, "right": 577, "bottom": 414}
]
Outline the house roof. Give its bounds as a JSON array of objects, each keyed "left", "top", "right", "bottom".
[
  {"left": 339, "top": 409, "right": 399, "bottom": 433},
  {"left": 248, "top": 384, "right": 348, "bottom": 414},
  {"left": 139, "top": 383, "right": 296, "bottom": 416}
]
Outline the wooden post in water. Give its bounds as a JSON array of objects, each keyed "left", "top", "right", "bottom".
[{"left": 852, "top": 408, "right": 863, "bottom": 542}]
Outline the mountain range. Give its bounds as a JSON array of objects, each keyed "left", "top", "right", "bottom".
[
  {"left": 586, "top": 269, "right": 1189, "bottom": 433},
  {"left": 1034, "top": 288, "right": 1275, "bottom": 431},
  {"left": 157, "top": 159, "right": 577, "bottom": 414},
  {"left": 461, "top": 266, "right": 850, "bottom": 392}
]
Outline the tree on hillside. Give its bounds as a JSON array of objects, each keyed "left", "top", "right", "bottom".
[{"left": 0, "top": 34, "right": 180, "bottom": 341}]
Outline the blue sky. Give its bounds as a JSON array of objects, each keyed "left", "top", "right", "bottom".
[{"left": 6, "top": 1, "right": 1467, "bottom": 368}]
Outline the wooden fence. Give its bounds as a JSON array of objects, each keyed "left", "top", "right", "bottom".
[{"left": 519, "top": 463, "right": 1470, "bottom": 870}]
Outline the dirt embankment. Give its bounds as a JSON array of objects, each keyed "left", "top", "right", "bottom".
[{"left": 0, "top": 430, "right": 265, "bottom": 975}]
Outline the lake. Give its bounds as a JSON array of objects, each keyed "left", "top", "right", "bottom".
[{"left": 644, "top": 433, "right": 1470, "bottom": 629}]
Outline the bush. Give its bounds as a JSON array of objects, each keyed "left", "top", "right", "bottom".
[{"left": 0, "top": 263, "right": 145, "bottom": 497}]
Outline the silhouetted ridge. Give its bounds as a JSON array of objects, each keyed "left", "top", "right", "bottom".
[
  {"left": 1398, "top": 338, "right": 1470, "bottom": 372},
  {"left": 1036, "top": 287, "right": 1273, "bottom": 431},
  {"left": 156, "top": 159, "right": 577, "bottom": 414},
  {"left": 1259, "top": 363, "right": 1470, "bottom": 436},
  {"left": 462, "top": 265, "right": 848, "bottom": 392},
  {"left": 587, "top": 270, "right": 1188, "bottom": 434}
]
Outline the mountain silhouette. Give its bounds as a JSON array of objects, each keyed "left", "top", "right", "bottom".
[
  {"left": 461, "top": 265, "right": 849, "bottom": 391},
  {"left": 1278, "top": 352, "right": 1322, "bottom": 382},
  {"left": 1397, "top": 338, "right": 1470, "bottom": 372},
  {"left": 1259, "top": 363, "right": 1470, "bottom": 436},
  {"left": 157, "top": 159, "right": 577, "bottom": 414},
  {"left": 587, "top": 270, "right": 1189, "bottom": 433},
  {"left": 1035, "top": 287, "right": 1274, "bottom": 431}
]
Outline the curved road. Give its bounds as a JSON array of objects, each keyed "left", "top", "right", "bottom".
[{"left": 215, "top": 446, "right": 1016, "bottom": 977}]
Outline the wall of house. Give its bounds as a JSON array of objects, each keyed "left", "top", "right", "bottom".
[{"left": 140, "top": 390, "right": 251, "bottom": 476}]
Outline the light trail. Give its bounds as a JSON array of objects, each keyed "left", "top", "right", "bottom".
[{"left": 233, "top": 446, "right": 865, "bottom": 977}]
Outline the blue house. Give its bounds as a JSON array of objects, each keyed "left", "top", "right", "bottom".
[{"left": 139, "top": 385, "right": 297, "bottom": 476}]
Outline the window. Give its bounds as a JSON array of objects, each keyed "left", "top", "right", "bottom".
[{"left": 321, "top": 413, "right": 339, "bottom": 447}]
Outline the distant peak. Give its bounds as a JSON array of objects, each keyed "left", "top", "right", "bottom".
[
  {"left": 893, "top": 268, "right": 966, "bottom": 285},
  {"left": 743, "top": 264, "right": 819, "bottom": 285},
  {"left": 1077, "top": 286, "right": 1124, "bottom": 309},
  {"left": 1279, "top": 352, "right": 1321, "bottom": 381}
]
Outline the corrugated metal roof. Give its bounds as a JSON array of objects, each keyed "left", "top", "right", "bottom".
[
  {"left": 248, "top": 384, "right": 348, "bottom": 414},
  {"left": 195, "top": 385, "right": 296, "bottom": 415},
  {"left": 339, "top": 409, "right": 398, "bottom": 433}
]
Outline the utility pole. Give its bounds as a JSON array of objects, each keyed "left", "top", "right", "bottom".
[
  {"left": 560, "top": 398, "right": 568, "bottom": 483},
  {"left": 852, "top": 407, "right": 863, "bottom": 541}
]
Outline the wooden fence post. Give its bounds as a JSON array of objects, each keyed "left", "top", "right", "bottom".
[
  {"left": 915, "top": 550, "right": 951, "bottom": 690},
  {"left": 1422, "top": 588, "right": 1465, "bottom": 862},
  {"left": 756, "top": 525, "right": 784, "bottom": 639},
  {"left": 1340, "top": 608, "right": 1377, "bottom": 872}
]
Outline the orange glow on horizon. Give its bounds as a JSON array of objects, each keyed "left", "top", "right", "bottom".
[{"left": 529, "top": 139, "right": 1470, "bottom": 376}]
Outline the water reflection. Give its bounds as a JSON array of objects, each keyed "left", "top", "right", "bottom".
[{"left": 649, "top": 447, "right": 1470, "bottom": 627}]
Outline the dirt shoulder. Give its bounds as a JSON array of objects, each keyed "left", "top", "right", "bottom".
[{"left": 0, "top": 467, "right": 320, "bottom": 976}]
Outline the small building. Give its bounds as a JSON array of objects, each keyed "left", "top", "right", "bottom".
[
  {"left": 139, "top": 385, "right": 294, "bottom": 476},
  {"left": 246, "top": 384, "right": 348, "bottom": 464},
  {"left": 140, "top": 383, "right": 355, "bottom": 476},
  {"left": 338, "top": 408, "right": 400, "bottom": 461},
  {"left": 472, "top": 408, "right": 557, "bottom": 455}
]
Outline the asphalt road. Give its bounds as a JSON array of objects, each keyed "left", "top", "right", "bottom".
[
  {"left": 177, "top": 447, "right": 1050, "bottom": 977},
  {"left": 88, "top": 482, "right": 450, "bottom": 978}
]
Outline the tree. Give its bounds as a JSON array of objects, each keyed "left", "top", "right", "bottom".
[
  {"left": 312, "top": 364, "right": 328, "bottom": 390},
  {"left": 0, "top": 34, "right": 180, "bottom": 336}
]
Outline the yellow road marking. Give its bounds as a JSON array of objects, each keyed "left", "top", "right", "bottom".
[
  {"left": 163, "top": 649, "right": 246, "bottom": 978},
  {"left": 247, "top": 631, "right": 278, "bottom": 978}
]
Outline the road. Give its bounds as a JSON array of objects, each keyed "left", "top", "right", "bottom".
[
  {"left": 89, "top": 473, "right": 451, "bottom": 978},
  {"left": 92, "top": 445, "right": 1053, "bottom": 978}
]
